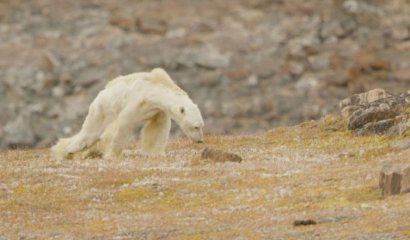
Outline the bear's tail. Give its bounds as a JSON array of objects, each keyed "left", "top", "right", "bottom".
[{"left": 50, "top": 137, "right": 73, "bottom": 160}]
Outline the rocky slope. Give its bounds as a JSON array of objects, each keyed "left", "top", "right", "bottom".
[
  {"left": 1, "top": 0, "right": 410, "bottom": 148},
  {"left": 1, "top": 117, "right": 410, "bottom": 239}
]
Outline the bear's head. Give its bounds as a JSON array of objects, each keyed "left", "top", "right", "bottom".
[
  {"left": 149, "top": 68, "right": 204, "bottom": 143},
  {"left": 172, "top": 98, "right": 204, "bottom": 143}
]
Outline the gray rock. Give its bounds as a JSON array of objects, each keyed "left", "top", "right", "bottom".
[
  {"left": 201, "top": 147, "right": 242, "bottom": 163},
  {"left": 339, "top": 88, "right": 393, "bottom": 110},
  {"left": 379, "top": 164, "right": 410, "bottom": 196},
  {"left": 390, "top": 139, "right": 410, "bottom": 150},
  {"left": 308, "top": 52, "right": 330, "bottom": 71},
  {"left": 196, "top": 48, "right": 231, "bottom": 69},
  {"left": 3, "top": 114, "right": 36, "bottom": 148},
  {"left": 177, "top": 46, "right": 231, "bottom": 69},
  {"left": 339, "top": 89, "right": 410, "bottom": 135},
  {"left": 135, "top": 16, "right": 167, "bottom": 35}
]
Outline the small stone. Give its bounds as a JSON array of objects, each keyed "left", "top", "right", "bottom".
[
  {"left": 59, "top": 72, "right": 72, "bottom": 83},
  {"left": 225, "top": 66, "right": 250, "bottom": 81},
  {"left": 109, "top": 15, "right": 134, "bottom": 32},
  {"left": 135, "top": 16, "right": 167, "bottom": 35},
  {"left": 293, "top": 219, "right": 317, "bottom": 226},
  {"left": 3, "top": 115, "right": 36, "bottom": 148},
  {"left": 343, "top": 0, "right": 359, "bottom": 13},
  {"left": 308, "top": 52, "right": 330, "bottom": 71},
  {"left": 201, "top": 148, "right": 242, "bottom": 163},
  {"left": 353, "top": 49, "right": 388, "bottom": 71},
  {"left": 165, "top": 28, "right": 187, "bottom": 39},
  {"left": 379, "top": 164, "right": 410, "bottom": 196},
  {"left": 176, "top": 47, "right": 230, "bottom": 69},
  {"left": 41, "top": 50, "right": 61, "bottom": 72},
  {"left": 197, "top": 70, "right": 221, "bottom": 87},
  {"left": 247, "top": 75, "right": 258, "bottom": 86},
  {"left": 253, "top": 61, "right": 277, "bottom": 79},
  {"left": 394, "top": 68, "right": 410, "bottom": 82},
  {"left": 390, "top": 139, "right": 410, "bottom": 150},
  {"left": 52, "top": 86, "right": 65, "bottom": 98},
  {"left": 391, "top": 27, "right": 409, "bottom": 41},
  {"left": 196, "top": 48, "right": 230, "bottom": 69},
  {"left": 288, "top": 61, "right": 304, "bottom": 76},
  {"left": 296, "top": 74, "right": 319, "bottom": 92}
]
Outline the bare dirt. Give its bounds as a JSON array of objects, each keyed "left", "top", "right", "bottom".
[{"left": 1, "top": 117, "right": 409, "bottom": 239}]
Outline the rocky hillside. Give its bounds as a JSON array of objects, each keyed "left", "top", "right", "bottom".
[
  {"left": 1, "top": 0, "right": 410, "bottom": 148},
  {"left": 1, "top": 117, "right": 410, "bottom": 239}
]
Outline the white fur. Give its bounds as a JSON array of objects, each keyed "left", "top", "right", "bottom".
[{"left": 51, "top": 68, "right": 204, "bottom": 160}]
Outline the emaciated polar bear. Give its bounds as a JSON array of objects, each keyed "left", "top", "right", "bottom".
[{"left": 51, "top": 68, "right": 204, "bottom": 160}]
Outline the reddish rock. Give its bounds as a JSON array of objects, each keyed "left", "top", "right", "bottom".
[
  {"left": 394, "top": 68, "right": 410, "bottom": 82},
  {"left": 109, "top": 15, "right": 134, "bottom": 32},
  {"left": 254, "top": 61, "right": 277, "bottom": 78},
  {"left": 329, "top": 52, "right": 343, "bottom": 69},
  {"left": 225, "top": 67, "right": 250, "bottom": 81},
  {"left": 135, "top": 16, "right": 167, "bottom": 35},
  {"left": 201, "top": 148, "right": 242, "bottom": 163},
  {"left": 353, "top": 49, "right": 388, "bottom": 71}
]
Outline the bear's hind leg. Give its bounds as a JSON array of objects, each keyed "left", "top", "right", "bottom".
[
  {"left": 67, "top": 102, "right": 107, "bottom": 154},
  {"left": 100, "top": 107, "right": 140, "bottom": 159},
  {"left": 141, "top": 112, "right": 171, "bottom": 156}
]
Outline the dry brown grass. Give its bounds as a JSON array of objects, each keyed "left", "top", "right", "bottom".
[{"left": 1, "top": 118, "right": 410, "bottom": 239}]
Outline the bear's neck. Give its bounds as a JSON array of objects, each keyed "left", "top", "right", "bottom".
[{"left": 149, "top": 89, "right": 186, "bottom": 121}]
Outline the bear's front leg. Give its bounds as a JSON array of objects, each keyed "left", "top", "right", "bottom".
[
  {"left": 140, "top": 112, "right": 171, "bottom": 156},
  {"left": 99, "top": 106, "right": 140, "bottom": 159}
]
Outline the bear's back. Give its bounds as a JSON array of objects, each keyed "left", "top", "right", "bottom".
[
  {"left": 105, "top": 72, "right": 149, "bottom": 89},
  {"left": 148, "top": 68, "right": 186, "bottom": 95},
  {"left": 105, "top": 68, "right": 186, "bottom": 96}
]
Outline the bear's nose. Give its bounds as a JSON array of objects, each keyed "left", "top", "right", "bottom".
[{"left": 197, "top": 140, "right": 203, "bottom": 143}]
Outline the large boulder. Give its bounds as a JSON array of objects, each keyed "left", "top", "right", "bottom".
[{"left": 339, "top": 89, "right": 410, "bottom": 135}]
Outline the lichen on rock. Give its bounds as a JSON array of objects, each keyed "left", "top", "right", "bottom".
[{"left": 339, "top": 88, "right": 410, "bottom": 135}]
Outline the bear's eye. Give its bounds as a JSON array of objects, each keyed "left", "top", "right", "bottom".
[
  {"left": 194, "top": 126, "right": 200, "bottom": 130},
  {"left": 180, "top": 107, "right": 185, "bottom": 114}
]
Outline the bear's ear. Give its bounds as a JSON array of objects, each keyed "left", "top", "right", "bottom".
[{"left": 180, "top": 107, "right": 185, "bottom": 114}]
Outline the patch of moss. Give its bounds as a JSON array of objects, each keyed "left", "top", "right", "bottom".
[
  {"left": 229, "top": 175, "right": 278, "bottom": 189},
  {"left": 273, "top": 183, "right": 382, "bottom": 211},
  {"left": 346, "top": 186, "right": 381, "bottom": 203},
  {"left": 14, "top": 184, "right": 48, "bottom": 197},
  {"left": 403, "top": 229, "right": 410, "bottom": 237},
  {"left": 313, "top": 186, "right": 381, "bottom": 209},
  {"left": 52, "top": 219, "right": 113, "bottom": 235},
  {"left": 360, "top": 146, "right": 393, "bottom": 161},
  {"left": 90, "top": 172, "right": 137, "bottom": 189},
  {"left": 266, "top": 117, "right": 396, "bottom": 161},
  {"left": 116, "top": 187, "right": 157, "bottom": 202},
  {"left": 179, "top": 228, "right": 259, "bottom": 240},
  {"left": 78, "top": 220, "right": 113, "bottom": 233},
  {"left": 154, "top": 189, "right": 236, "bottom": 211},
  {"left": 402, "top": 127, "right": 410, "bottom": 137}
]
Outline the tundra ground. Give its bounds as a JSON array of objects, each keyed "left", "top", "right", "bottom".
[{"left": 1, "top": 118, "right": 410, "bottom": 239}]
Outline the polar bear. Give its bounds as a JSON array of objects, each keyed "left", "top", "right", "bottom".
[{"left": 51, "top": 68, "right": 204, "bottom": 160}]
